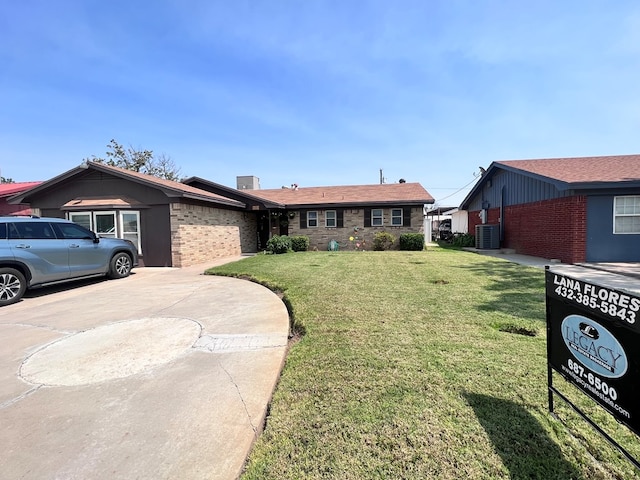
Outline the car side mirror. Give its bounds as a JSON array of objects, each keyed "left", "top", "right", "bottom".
[{"left": 92, "top": 233, "right": 100, "bottom": 243}]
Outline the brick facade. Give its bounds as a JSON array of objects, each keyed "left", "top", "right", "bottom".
[
  {"left": 170, "top": 203, "right": 257, "bottom": 267},
  {"left": 285, "top": 207, "right": 425, "bottom": 251},
  {"left": 468, "top": 196, "right": 587, "bottom": 264}
]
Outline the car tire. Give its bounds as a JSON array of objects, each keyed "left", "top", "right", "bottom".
[
  {"left": 108, "top": 252, "right": 133, "bottom": 279},
  {"left": 0, "top": 268, "right": 27, "bottom": 307}
]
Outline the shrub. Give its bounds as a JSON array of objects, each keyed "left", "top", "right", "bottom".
[
  {"left": 266, "top": 235, "right": 292, "bottom": 254},
  {"left": 452, "top": 233, "right": 475, "bottom": 247},
  {"left": 291, "top": 235, "right": 310, "bottom": 252},
  {"left": 372, "top": 231, "right": 396, "bottom": 251},
  {"left": 399, "top": 233, "right": 424, "bottom": 251}
]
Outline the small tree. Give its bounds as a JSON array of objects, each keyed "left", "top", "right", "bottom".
[
  {"left": 86, "top": 139, "right": 182, "bottom": 181},
  {"left": 1, "top": 177, "right": 15, "bottom": 184}
]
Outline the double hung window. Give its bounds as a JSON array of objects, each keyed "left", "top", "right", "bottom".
[
  {"left": 614, "top": 196, "right": 640, "bottom": 234},
  {"left": 371, "top": 209, "right": 383, "bottom": 226},
  {"left": 391, "top": 209, "right": 403, "bottom": 226},
  {"left": 307, "top": 211, "right": 318, "bottom": 228},
  {"left": 326, "top": 210, "right": 337, "bottom": 227}
]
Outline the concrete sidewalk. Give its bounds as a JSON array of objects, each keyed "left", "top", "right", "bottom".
[
  {"left": 469, "top": 247, "right": 640, "bottom": 277},
  {"left": 0, "top": 256, "right": 289, "bottom": 479},
  {"left": 465, "top": 247, "right": 555, "bottom": 269}
]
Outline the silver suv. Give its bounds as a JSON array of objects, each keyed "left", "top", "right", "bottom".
[{"left": 0, "top": 216, "right": 138, "bottom": 306}]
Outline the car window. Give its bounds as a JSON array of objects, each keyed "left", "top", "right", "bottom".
[
  {"left": 0, "top": 223, "right": 6, "bottom": 240},
  {"left": 52, "top": 222, "right": 95, "bottom": 240},
  {"left": 9, "top": 222, "right": 56, "bottom": 240}
]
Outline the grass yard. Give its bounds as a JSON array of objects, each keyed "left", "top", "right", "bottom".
[{"left": 207, "top": 248, "right": 640, "bottom": 479}]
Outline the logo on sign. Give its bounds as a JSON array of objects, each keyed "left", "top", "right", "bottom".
[{"left": 562, "top": 315, "right": 628, "bottom": 378}]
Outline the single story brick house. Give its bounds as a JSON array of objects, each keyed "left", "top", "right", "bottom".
[
  {"left": 9, "top": 162, "right": 255, "bottom": 267},
  {"left": 185, "top": 177, "right": 435, "bottom": 251},
  {"left": 10, "top": 165, "right": 435, "bottom": 265},
  {"left": 0, "top": 182, "right": 41, "bottom": 216},
  {"left": 459, "top": 154, "right": 640, "bottom": 264}
]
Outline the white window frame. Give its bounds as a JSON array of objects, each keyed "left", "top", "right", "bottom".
[
  {"left": 119, "top": 211, "right": 142, "bottom": 254},
  {"left": 391, "top": 208, "right": 403, "bottom": 226},
  {"left": 307, "top": 211, "right": 318, "bottom": 228},
  {"left": 372, "top": 209, "right": 383, "bottom": 226},
  {"left": 93, "top": 211, "right": 117, "bottom": 238},
  {"left": 68, "top": 212, "right": 92, "bottom": 230},
  {"left": 67, "top": 210, "right": 142, "bottom": 253},
  {"left": 614, "top": 196, "right": 640, "bottom": 234},
  {"left": 325, "top": 210, "right": 337, "bottom": 228}
]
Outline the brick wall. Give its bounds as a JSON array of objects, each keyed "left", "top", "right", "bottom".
[
  {"left": 286, "top": 207, "right": 426, "bottom": 250},
  {"left": 468, "top": 195, "right": 587, "bottom": 264},
  {"left": 169, "top": 203, "right": 257, "bottom": 267}
]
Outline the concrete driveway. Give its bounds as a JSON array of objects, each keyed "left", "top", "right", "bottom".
[{"left": 0, "top": 258, "right": 290, "bottom": 480}]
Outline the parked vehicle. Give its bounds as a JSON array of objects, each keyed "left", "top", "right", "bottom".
[
  {"left": 0, "top": 216, "right": 138, "bottom": 306},
  {"left": 438, "top": 219, "right": 453, "bottom": 241}
]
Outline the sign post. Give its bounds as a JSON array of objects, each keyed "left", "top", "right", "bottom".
[{"left": 546, "top": 265, "right": 640, "bottom": 467}]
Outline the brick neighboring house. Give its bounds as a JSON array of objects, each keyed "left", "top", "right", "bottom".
[
  {"left": 9, "top": 162, "right": 255, "bottom": 267},
  {"left": 0, "top": 182, "right": 41, "bottom": 216},
  {"left": 185, "top": 177, "right": 435, "bottom": 251},
  {"left": 459, "top": 154, "right": 640, "bottom": 264}
]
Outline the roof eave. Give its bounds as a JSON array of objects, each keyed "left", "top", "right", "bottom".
[
  {"left": 283, "top": 199, "right": 434, "bottom": 209},
  {"left": 180, "top": 193, "right": 245, "bottom": 208},
  {"left": 182, "top": 176, "right": 285, "bottom": 209},
  {"left": 7, "top": 166, "right": 88, "bottom": 204}
]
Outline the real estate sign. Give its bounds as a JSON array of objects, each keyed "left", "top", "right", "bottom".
[{"left": 546, "top": 265, "right": 640, "bottom": 436}]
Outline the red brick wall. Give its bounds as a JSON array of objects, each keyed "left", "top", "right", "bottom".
[{"left": 468, "top": 196, "right": 587, "bottom": 264}]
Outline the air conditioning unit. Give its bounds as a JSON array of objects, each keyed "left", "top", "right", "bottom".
[{"left": 475, "top": 224, "right": 500, "bottom": 249}]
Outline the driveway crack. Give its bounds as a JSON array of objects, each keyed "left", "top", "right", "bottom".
[
  {"left": 219, "top": 362, "right": 258, "bottom": 437},
  {"left": 0, "top": 385, "right": 42, "bottom": 410}
]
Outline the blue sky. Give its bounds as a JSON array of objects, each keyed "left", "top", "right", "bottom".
[{"left": 2, "top": 1, "right": 639, "bottom": 207}]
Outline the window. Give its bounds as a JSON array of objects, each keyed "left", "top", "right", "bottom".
[
  {"left": 614, "top": 196, "right": 640, "bottom": 234},
  {"left": 69, "top": 212, "right": 91, "bottom": 230},
  {"left": 325, "top": 210, "right": 337, "bottom": 227},
  {"left": 372, "top": 209, "right": 383, "bottom": 226},
  {"left": 10, "top": 221, "right": 55, "bottom": 239},
  {"left": 307, "top": 211, "right": 318, "bottom": 228},
  {"left": 53, "top": 222, "right": 95, "bottom": 240},
  {"left": 67, "top": 210, "right": 142, "bottom": 253},
  {"left": 391, "top": 208, "right": 403, "bottom": 226},
  {"left": 120, "top": 211, "right": 141, "bottom": 253},
  {"left": 94, "top": 211, "right": 117, "bottom": 238}
]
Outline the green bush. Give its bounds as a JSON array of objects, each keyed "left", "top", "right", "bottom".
[
  {"left": 266, "top": 235, "right": 292, "bottom": 254},
  {"left": 399, "top": 233, "right": 425, "bottom": 251},
  {"left": 291, "top": 235, "right": 310, "bottom": 252},
  {"left": 372, "top": 231, "right": 396, "bottom": 251},
  {"left": 452, "top": 233, "right": 475, "bottom": 247}
]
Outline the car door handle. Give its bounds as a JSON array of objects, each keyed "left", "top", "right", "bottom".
[
  {"left": 14, "top": 244, "right": 31, "bottom": 249},
  {"left": 69, "top": 244, "right": 80, "bottom": 249}
]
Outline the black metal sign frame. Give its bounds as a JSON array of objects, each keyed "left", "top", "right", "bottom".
[{"left": 546, "top": 266, "right": 640, "bottom": 469}]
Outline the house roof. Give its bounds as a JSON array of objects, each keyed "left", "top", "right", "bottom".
[
  {"left": 460, "top": 154, "right": 640, "bottom": 209},
  {"left": 9, "top": 162, "right": 246, "bottom": 209},
  {"left": 182, "top": 176, "right": 285, "bottom": 209},
  {"left": 246, "top": 182, "right": 434, "bottom": 208},
  {"left": 496, "top": 154, "right": 640, "bottom": 184},
  {"left": 0, "top": 182, "right": 42, "bottom": 198}
]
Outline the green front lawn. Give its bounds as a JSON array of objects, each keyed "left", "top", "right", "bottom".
[{"left": 207, "top": 249, "right": 640, "bottom": 479}]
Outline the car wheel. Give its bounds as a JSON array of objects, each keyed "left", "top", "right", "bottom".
[
  {"left": 108, "top": 252, "right": 133, "bottom": 279},
  {"left": 0, "top": 268, "right": 27, "bottom": 307}
]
